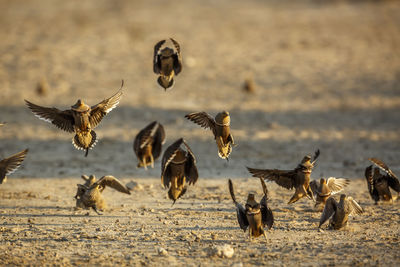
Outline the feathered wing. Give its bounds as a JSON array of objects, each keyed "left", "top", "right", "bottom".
[
  {"left": 161, "top": 138, "right": 184, "bottom": 188},
  {"left": 369, "top": 158, "right": 398, "bottom": 179},
  {"left": 170, "top": 38, "right": 182, "bottom": 75},
  {"left": 309, "top": 180, "right": 319, "bottom": 196},
  {"left": 152, "top": 123, "right": 166, "bottom": 160},
  {"left": 228, "top": 179, "right": 249, "bottom": 231},
  {"left": 346, "top": 197, "right": 363, "bottom": 216},
  {"left": 185, "top": 112, "right": 217, "bottom": 137},
  {"left": 247, "top": 167, "right": 296, "bottom": 190},
  {"left": 326, "top": 177, "right": 350, "bottom": 194},
  {"left": 259, "top": 178, "right": 274, "bottom": 229},
  {"left": 89, "top": 82, "right": 123, "bottom": 128},
  {"left": 365, "top": 165, "right": 379, "bottom": 202},
  {"left": 0, "top": 149, "right": 29, "bottom": 184},
  {"left": 183, "top": 140, "right": 198, "bottom": 185},
  {"left": 153, "top": 39, "right": 166, "bottom": 74},
  {"left": 387, "top": 175, "right": 400, "bottom": 193},
  {"left": 95, "top": 175, "right": 131, "bottom": 195},
  {"left": 311, "top": 149, "right": 320, "bottom": 164},
  {"left": 319, "top": 197, "right": 337, "bottom": 228},
  {"left": 133, "top": 121, "right": 159, "bottom": 157},
  {"left": 25, "top": 100, "right": 74, "bottom": 133}
]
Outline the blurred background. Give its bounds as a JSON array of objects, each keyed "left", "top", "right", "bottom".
[{"left": 0, "top": 0, "right": 399, "bottom": 179}]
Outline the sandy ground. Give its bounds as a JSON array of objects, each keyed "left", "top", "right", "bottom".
[{"left": 0, "top": 0, "right": 400, "bottom": 266}]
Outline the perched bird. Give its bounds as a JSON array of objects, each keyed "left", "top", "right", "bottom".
[
  {"left": 365, "top": 158, "right": 400, "bottom": 204},
  {"left": 133, "top": 121, "right": 166, "bottom": 169},
  {"left": 228, "top": 178, "right": 274, "bottom": 241},
  {"left": 153, "top": 38, "right": 182, "bottom": 90},
  {"left": 185, "top": 111, "right": 235, "bottom": 160},
  {"left": 0, "top": 149, "right": 29, "bottom": 184},
  {"left": 25, "top": 81, "right": 123, "bottom": 157},
  {"left": 310, "top": 177, "right": 350, "bottom": 210},
  {"left": 75, "top": 174, "right": 131, "bottom": 215},
  {"left": 247, "top": 149, "right": 320, "bottom": 204},
  {"left": 319, "top": 194, "right": 363, "bottom": 230},
  {"left": 161, "top": 138, "right": 198, "bottom": 205}
]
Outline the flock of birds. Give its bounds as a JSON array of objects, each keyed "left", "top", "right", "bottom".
[{"left": 1, "top": 38, "right": 400, "bottom": 241}]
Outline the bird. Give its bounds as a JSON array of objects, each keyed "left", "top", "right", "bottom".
[
  {"left": 133, "top": 121, "right": 166, "bottom": 170},
  {"left": 153, "top": 38, "right": 182, "bottom": 90},
  {"left": 161, "top": 138, "right": 198, "bottom": 205},
  {"left": 247, "top": 149, "right": 320, "bottom": 204},
  {"left": 310, "top": 177, "right": 350, "bottom": 210},
  {"left": 0, "top": 122, "right": 5, "bottom": 127},
  {"left": 74, "top": 174, "right": 131, "bottom": 215},
  {"left": 365, "top": 158, "right": 400, "bottom": 204},
  {"left": 25, "top": 81, "right": 123, "bottom": 157},
  {"left": 228, "top": 178, "right": 274, "bottom": 241},
  {"left": 0, "top": 149, "right": 29, "bottom": 184},
  {"left": 185, "top": 111, "right": 235, "bottom": 160},
  {"left": 318, "top": 194, "right": 363, "bottom": 230}
]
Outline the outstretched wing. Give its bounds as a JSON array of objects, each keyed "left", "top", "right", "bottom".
[
  {"left": 326, "top": 177, "right": 350, "bottom": 195},
  {"left": 311, "top": 149, "right": 320, "bottom": 165},
  {"left": 133, "top": 121, "right": 159, "bottom": 157},
  {"left": 89, "top": 81, "right": 123, "bottom": 128},
  {"left": 170, "top": 38, "right": 182, "bottom": 75},
  {"left": 185, "top": 112, "right": 217, "bottom": 137},
  {"left": 183, "top": 140, "right": 198, "bottom": 185},
  {"left": 365, "top": 165, "right": 379, "bottom": 202},
  {"left": 388, "top": 176, "right": 400, "bottom": 193},
  {"left": 347, "top": 197, "right": 364, "bottom": 216},
  {"left": 228, "top": 179, "right": 249, "bottom": 231},
  {"left": 0, "top": 149, "right": 29, "bottom": 184},
  {"left": 319, "top": 197, "right": 337, "bottom": 228},
  {"left": 161, "top": 138, "right": 184, "bottom": 188},
  {"left": 369, "top": 158, "right": 398, "bottom": 179},
  {"left": 25, "top": 100, "right": 74, "bottom": 133},
  {"left": 153, "top": 39, "right": 166, "bottom": 74},
  {"left": 247, "top": 167, "right": 297, "bottom": 189},
  {"left": 95, "top": 175, "right": 131, "bottom": 195},
  {"left": 259, "top": 178, "right": 274, "bottom": 229}
]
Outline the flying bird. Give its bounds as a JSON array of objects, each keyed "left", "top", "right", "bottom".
[
  {"left": 247, "top": 149, "right": 320, "bottom": 204},
  {"left": 365, "top": 158, "right": 400, "bottom": 204},
  {"left": 318, "top": 194, "right": 363, "bottom": 230},
  {"left": 133, "top": 121, "right": 166, "bottom": 169},
  {"left": 185, "top": 111, "right": 235, "bottom": 160},
  {"left": 75, "top": 174, "right": 131, "bottom": 215},
  {"left": 310, "top": 177, "right": 350, "bottom": 210},
  {"left": 25, "top": 81, "right": 123, "bottom": 157},
  {"left": 228, "top": 178, "right": 274, "bottom": 241},
  {"left": 153, "top": 38, "right": 182, "bottom": 90},
  {"left": 0, "top": 149, "right": 29, "bottom": 184},
  {"left": 161, "top": 138, "right": 198, "bottom": 205}
]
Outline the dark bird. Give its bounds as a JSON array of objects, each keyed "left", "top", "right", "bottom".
[
  {"left": 228, "top": 178, "right": 274, "bottom": 241},
  {"left": 153, "top": 38, "right": 182, "bottom": 90},
  {"left": 310, "top": 177, "right": 350, "bottom": 210},
  {"left": 365, "top": 158, "right": 400, "bottom": 204},
  {"left": 247, "top": 149, "right": 320, "bottom": 204},
  {"left": 319, "top": 194, "right": 363, "bottom": 230},
  {"left": 75, "top": 174, "right": 131, "bottom": 215},
  {"left": 25, "top": 81, "right": 123, "bottom": 157},
  {"left": 161, "top": 138, "right": 198, "bottom": 205},
  {"left": 185, "top": 111, "right": 235, "bottom": 160},
  {"left": 133, "top": 121, "right": 166, "bottom": 169},
  {"left": 0, "top": 149, "right": 29, "bottom": 184}
]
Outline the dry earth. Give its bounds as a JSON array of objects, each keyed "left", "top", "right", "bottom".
[{"left": 0, "top": 0, "right": 400, "bottom": 266}]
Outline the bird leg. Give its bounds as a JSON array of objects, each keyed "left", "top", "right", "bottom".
[
  {"left": 150, "top": 154, "right": 154, "bottom": 168},
  {"left": 143, "top": 157, "right": 147, "bottom": 170},
  {"left": 248, "top": 228, "right": 252, "bottom": 242},
  {"left": 92, "top": 206, "right": 103, "bottom": 215}
]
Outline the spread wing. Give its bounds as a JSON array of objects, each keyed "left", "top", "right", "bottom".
[
  {"left": 259, "top": 178, "right": 274, "bottom": 229},
  {"left": 133, "top": 121, "right": 160, "bottom": 157},
  {"left": 388, "top": 175, "right": 400, "bottom": 192},
  {"left": 153, "top": 39, "right": 166, "bottom": 74},
  {"left": 25, "top": 100, "right": 74, "bottom": 133},
  {"left": 346, "top": 197, "right": 364, "bottom": 216},
  {"left": 365, "top": 165, "right": 379, "bottom": 202},
  {"left": 95, "top": 175, "right": 131, "bottom": 195},
  {"left": 326, "top": 177, "right": 350, "bottom": 194},
  {"left": 228, "top": 179, "right": 249, "bottom": 231},
  {"left": 170, "top": 38, "right": 182, "bottom": 75},
  {"left": 309, "top": 180, "right": 319, "bottom": 196},
  {"left": 161, "top": 138, "right": 184, "bottom": 188},
  {"left": 247, "top": 167, "right": 297, "bottom": 189},
  {"left": 369, "top": 158, "right": 398, "bottom": 179},
  {"left": 152, "top": 123, "right": 166, "bottom": 160},
  {"left": 185, "top": 112, "right": 217, "bottom": 137},
  {"left": 89, "top": 81, "right": 123, "bottom": 129},
  {"left": 319, "top": 197, "right": 337, "bottom": 228},
  {"left": 0, "top": 149, "right": 29, "bottom": 184},
  {"left": 183, "top": 140, "right": 198, "bottom": 185},
  {"left": 311, "top": 149, "right": 320, "bottom": 165}
]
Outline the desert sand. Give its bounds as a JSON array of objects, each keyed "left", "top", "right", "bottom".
[{"left": 0, "top": 0, "right": 400, "bottom": 266}]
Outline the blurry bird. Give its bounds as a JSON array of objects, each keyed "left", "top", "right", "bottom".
[
  {"left": 310, "top": 177, "right": 350, "bottom": 210},
  {"left": 75, "top": 174, "right": 131, "bottom": 215},
  {"left": 161, "top": 138, "right": 198, "bottom": 205},
  {"left": 185, "top": 111, "right": 235, "bottom": 160},
  {"left": 365, "top": 158, "right": 400, "bottom": 204},
  {"left": 247, "top": 149, "right": 320, "bottom": 204},
  {"left": 0, "top": 149, "right": 29, "bottom": 184},
  {"left": 228, "top": 178, "right": 274, "bottom": 241},
  {"left": 36, "top": 78, "right": 49, "bottom": 96},
  {"left": 25, "top": 81, "right": 123, "bottom": 157},
  {"left": 243, "top": 78, "right": 256, "bottom": 94},
  {"left": 318, "top": 194, "right": 363, "bottom": 230},
  {"left": 0, "top": 122, "right": 5, "bottom": 127},
  {"left": 153, "top": 38, "right": 182, "bottom": 90},
  {"left": 133, "top": 121, "right": 166, "bottom": 169}
]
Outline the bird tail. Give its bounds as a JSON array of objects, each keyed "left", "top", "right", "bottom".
[
  {"left": 217, "top": 137, "right": 232, "bottom": 160},
  {"left": 72, "top": 130, "right": 97, "bottom": 156},
  {"left": 157, "top": 76, "right": 175, "bottom": 90}
]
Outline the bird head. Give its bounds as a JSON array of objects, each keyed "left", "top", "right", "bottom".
[
  {"left": 172, "top": 149, "right": 187, "bottom": 164},
  {"left": 215, "top": 111, "right": 230, "bottom": 126},
  {"left": 299, "top": 155, "right": 313, "bottom": 174},
  {"left": 161, "top": 47, "right": 174, "bottom": 58},
  {"left": 71, "top": 99, "right": 90, "bottom": 113},
  {"left": 320, "top": 178, "right": 326, "bottom": 184}
]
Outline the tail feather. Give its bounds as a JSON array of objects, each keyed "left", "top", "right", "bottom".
[
  {"left": 72, "top": 130, "right": 97, "bottom": 155},
  {"left": 157, "top": 76, "right": 174, "bottom": 90}
]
